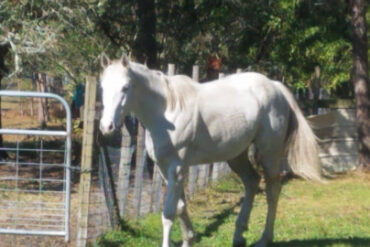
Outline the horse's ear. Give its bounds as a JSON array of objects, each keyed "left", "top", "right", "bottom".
[
  {"left": 100, "top": 53, "right": 111, "bottom": 68},
  {"left": 121, "top": 53, "right": 130, "bottom": 67}
]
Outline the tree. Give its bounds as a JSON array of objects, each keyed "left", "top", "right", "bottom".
[
  {"left": 350, "top": 0, "right": 370, "bottom": 170},
  {"left": 0, "top": 1, "right": 109, "bottom": 90},
  {"left": 0, "top": 44, "right": 9, "bottom": 158},
  {"left": 133, "top": 0, "right": 157, "bottom": 68}
]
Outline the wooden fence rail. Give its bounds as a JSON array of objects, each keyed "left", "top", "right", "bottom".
[{"left": 308, "top": 109, "right": 358, "bottom": 173}]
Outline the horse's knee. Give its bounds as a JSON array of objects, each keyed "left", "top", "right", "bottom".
[
  {"left": 163, "top": 198, "right": 186, "bottom": 219},
  {"left": 176, "top": 198, "right": 186, "bottom": 215},
  {"left": 162, "top": 212, "right": 174, "bottom": 224},
  {"left": 163, "top": 203, "right": 177, "bottom": 220},
  {"left": 247, "top": 174, "right": 261, "bottom": 190}
]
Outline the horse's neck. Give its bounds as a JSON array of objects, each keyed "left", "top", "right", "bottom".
[
  {"left": 130, "top": 64, "right": 168, "bottom": 131},
  {"left": 133, "top": 94, "right": 165, "bottom": 129}
]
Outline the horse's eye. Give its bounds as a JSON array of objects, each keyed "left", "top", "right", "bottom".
[{"left": 122, "top": 86, "right": 129, "bottom": 92}]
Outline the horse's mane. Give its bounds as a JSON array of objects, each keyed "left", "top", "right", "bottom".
[
  {"left": 129, "top": 62, "right": 198, "bottom": 111},
  {"left": 163, "top": 75, "right": 198, "bottom": 111}
]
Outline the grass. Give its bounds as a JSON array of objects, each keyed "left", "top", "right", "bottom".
[{"left": 96, "top": 172, "right": 370, "bottom": 247}]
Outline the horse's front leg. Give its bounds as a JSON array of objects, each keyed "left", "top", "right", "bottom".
[
  {"left": 162, "top": 161, "right": 186, "bottom": 247},
  {"left": 178, "top": 189, "right": 195, "bottom": 247}
]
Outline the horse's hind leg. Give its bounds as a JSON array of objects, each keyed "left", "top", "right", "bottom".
[
  {"left": 228, "top": 151, "right": 261, "bottom": 247},
  {"left": 177, "top": 189, "right": 195, "bottom": 247},
  {"left": 255, "top": 154, "right": 283, "bottom": 247}
]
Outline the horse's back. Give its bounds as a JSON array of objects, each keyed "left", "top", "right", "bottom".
[
  {"left": 199, "top": 72, "right": 288, "bottom": 114},
  {"left": 186, "top": 73, "right": 265, "bottom": 163},
  {"left": 188, "top": 72, "right": 291, "bottom": 163},
  {"left": 162, "top": 72, "right": 291, "bottom": 164}
]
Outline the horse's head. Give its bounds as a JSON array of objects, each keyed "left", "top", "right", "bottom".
[{"left": 99, "top": 53, "right": 132, "bottom": 135}]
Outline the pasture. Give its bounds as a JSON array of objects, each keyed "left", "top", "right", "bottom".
[{"left": 97, "top": 172, "right": 370, "bottom": 247}]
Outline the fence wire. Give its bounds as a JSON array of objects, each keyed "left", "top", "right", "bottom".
[
  {"left": 0, "top": 136, "right": 68, "bottom": 234},
  {"left": 0, "top": 91, "right": 72, "bottom": 247}
]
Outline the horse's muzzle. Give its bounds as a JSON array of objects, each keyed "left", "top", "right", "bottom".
[{"left": 99, "top": 119, "right": 116, "bottom": 135}]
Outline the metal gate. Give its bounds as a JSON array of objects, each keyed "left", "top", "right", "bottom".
[{"left": 0, "top": 91, "right": 71, "bottom": 242}]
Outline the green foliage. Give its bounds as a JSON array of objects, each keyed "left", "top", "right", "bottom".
[
  {"left": 269, "top": 0, "right": 352, "bottom": 90},
  {"left": 152, "top": 0, "right": 356, "bottom": 90},
  {"left": 1, "top": 0, "right": 110, "bottom": 87},
  {"left": 1, "top": 0, "right": 369, "bottom": 93}
]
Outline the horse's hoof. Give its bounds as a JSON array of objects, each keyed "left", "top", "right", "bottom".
[
  {"left": 232, "top": 237, "right": 246, "bottom": 247},
  {"left": 181, "top": 232, "right": 196, "bottom": 247},
  {"left": 253, "top": 238, "right": 270, "bottom": 247}
]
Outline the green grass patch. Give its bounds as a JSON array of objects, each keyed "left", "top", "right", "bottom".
[{"left": 97, "top": 173, "right": 370, "bottom": 247}]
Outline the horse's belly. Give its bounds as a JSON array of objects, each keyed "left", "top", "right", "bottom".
[
  {"left": 190, "top": 143, "right": 251, "bottom": 164},
  {"left": 188, "top": 110, "right": 257, "bottom": 164}
]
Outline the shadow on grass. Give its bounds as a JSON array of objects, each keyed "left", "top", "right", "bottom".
[
  {"left": 176, "top": 197, "right": 243, "bottom": 246},
  {"left": 200, "top": 198, "right": 242, "bottom": 239},
  {"left": 96, "top": 220, "right": 155, "bottom": 247},
  {"left": 270, "top": 237, "right": 370, "bottom": 247}
]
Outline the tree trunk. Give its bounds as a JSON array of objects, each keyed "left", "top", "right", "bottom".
[
  {"left": 350, "top": 0, "right": 370, "bottom": 170},
  {"left": 132, "top": 0, "right": 157, "bottom": 193},
  {"left": 311, "top": 66, "right": 321, "bottom": 115},
  {"left": 0, "top": 44, "right": 9, "bottom": 158},
  {"left": 133, "top": 0, "right": 157, "bottom": 68},
  {"left": 35, "top": 72, "right": 49, "bottom": 128}
]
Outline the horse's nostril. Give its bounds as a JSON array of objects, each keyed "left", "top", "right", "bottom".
[
  {"left": 100, "top": 121, "right": 114, "bottom": 134},
  {"left": 108, "top": 122, "right": 115, "bottom": 131}
]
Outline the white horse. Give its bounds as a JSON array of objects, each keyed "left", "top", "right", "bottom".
[{"left": 99, "top": 54, "right": 322, "bottom": 247}]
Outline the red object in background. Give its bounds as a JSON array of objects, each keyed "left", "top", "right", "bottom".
[{"left": 206, "top": 55, "right": 222, "bottom": 81}]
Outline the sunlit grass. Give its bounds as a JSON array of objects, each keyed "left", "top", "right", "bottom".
[{"left": 96, "top": 172, "right": 370, "bottom": 247}]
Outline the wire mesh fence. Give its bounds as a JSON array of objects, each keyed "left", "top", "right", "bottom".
[
  {"left": 0, "top": 136, "right": 68, "bottom": 234},
  {"left": 0, "top": 91, "right": 72, "bottom": 246}
]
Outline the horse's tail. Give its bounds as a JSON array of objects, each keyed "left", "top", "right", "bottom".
[{"left": 274, "top": 82, "right": 324, "bottom": 182}]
